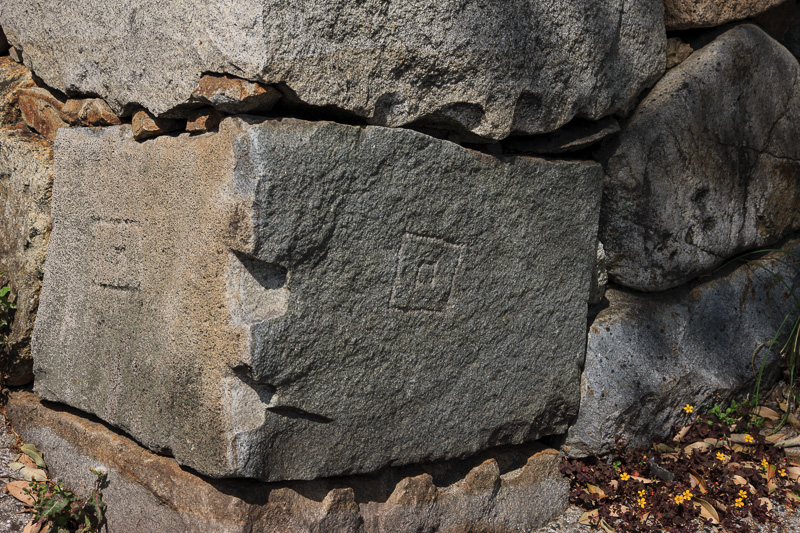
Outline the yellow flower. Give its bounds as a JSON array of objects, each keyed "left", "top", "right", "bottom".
[
  {"left": 674, "top": 494, "right": 685, "bottom": 504},
  {"left": 735, "top": 498, "right": 744, "bottom": 508},
  {"left": 780, "top": 469, "right": 787, "bottom": 477},
  {"left": 744, "top": 434, "right": 754, "bottom": 444},
  {"left": 638, "top": 497, "right": 646, "bottom": 508},
  {"left": 761, "top": 458, "right": 769, "bottom": 469},
  {"left": 638, "top": 489, "right": 646, "bottom": 497},
  {"left": 682, "top": 489, "right": 692, "bottom": 501},
  {"left": 683, "top": 404, "right": 694, "bottom": 414},
  {"left": 620, "top": 472, "right": 631, "bottom": 481},
  {"left": 716, "top": 452, "right": 726, "bottom": 461},
  {"left": 738, "top": 490, "right": 748, "bottom": 499}
]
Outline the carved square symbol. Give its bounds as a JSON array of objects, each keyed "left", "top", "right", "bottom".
[
  {"left": 390, "top": 233, "right": 464, "bottom": 312},
  {"left": 91, "top": 219, "right": 142, "bottom": 291}
]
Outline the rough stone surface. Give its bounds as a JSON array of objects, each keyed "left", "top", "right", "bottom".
[
  {"left": 564, "top": 243, "right": 800, "bottom": 457},
  {"left": 665, "top": 37, "right": 693, "bottom": 68},
  {"left": 664, "top": 0, "right": 786, "bottom": 29},
  {"left": 8, "top": 391, "right": 569, "bottom": 532},
  {"left": 17, "top": 87, "right": 66, "bottom": 142},
  {"left": 131, "top": 109, "right": 182, "bottom": 140},
  {"left": 191, "top": 73, "right": 280, "bottom": 114},
  {"left": 0, "top": 126, "right": 53, "bottom": 386},
  {"left": 33, "top": 116, "right": 602, "bottom": 481},
  {"left": 0, "top": 56, "right": 34, "bottom": 127},
  {"left": 60, "top": 98, "right": 121, "bottom": 126},
  {"left": 185, "top": 107, "right": 222, "bottom": 133},
  {"left": 599, "top": 25, "right": 800, "bottom": 292},
  {"left": 0, "top": 0, "right": 666, "bottom": 140}
]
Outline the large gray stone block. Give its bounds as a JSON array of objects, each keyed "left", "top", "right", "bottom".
[
  {"left": 33, "top": 117, "right": 602, "bottom": 481},
  {"left": 565, "top": 243, "right": 800, "bottom": 456},
  {"left": 600, "top": 24, "right": 800, "bottom": 292},
  {"left": 0, "top": 0, "right": 666, "bottom": 140}
]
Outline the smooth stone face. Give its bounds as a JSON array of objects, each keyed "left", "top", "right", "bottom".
[
  {"left": 564, "top": 243, "right": 799, "bottom": 456},
  {"left": 7, "top": 391, "right": 567, "bottom": 533},
  {"left": 33, "top": 117, "right": 602, "bottom": 481},
  {"left": 599, "top": 25, "right": 800, "bottom": 292},
  {"left": 0, "top": 126, "right": 53, "bottom": 386},
  {"left": 664, "top": 0, "right": 786, "bottom": 29},
  {"left": 0, "top": 0, "right": 666, "bottom": 140}
]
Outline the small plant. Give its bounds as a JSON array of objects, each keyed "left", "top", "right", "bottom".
[
  {"left": 709, "top": 400, "right": 743, "bottom": 427},
  {"left": 25, "top": 468, "right": 106, "bottom": 533},
  {"left": 0, "top": 276, "right": 15, "bottom": 340}
]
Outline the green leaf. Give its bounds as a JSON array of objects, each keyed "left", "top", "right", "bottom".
[
  {"left": 21, "top": 443, "right": 46, "bottom": 469},
  {"left": 40, "top": 495, "right": 69, "bottom": 520}
]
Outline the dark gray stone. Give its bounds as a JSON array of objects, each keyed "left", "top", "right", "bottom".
[
  {"left": 565, "top": 243, "right": 799, "bottom": 456},
  {"left": 600, "top": 25, "right": 800, "bottom": 292},
  {"left": 33, "top": 116, "right": 602, "bottom": 481},
  {"left": 0, "top": 0, "right": 666, "bottom": 140}
]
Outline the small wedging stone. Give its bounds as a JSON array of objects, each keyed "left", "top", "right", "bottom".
[
  {"left": 185, "top": 107, "right": 223, "bottom": 133},
  {"left": 0, "top": 0, "right": 666, "bottom": 140},
  {"left": 131, "top": 109, "right": 182, "bottom": 140},
  {"left": 7, "top": 391, "right": 568, "bottom": 533},
  {"left": 33, "top": 116, "right": 602, "bottom": 481},
  {"left": 190, "top": 73, "right": 280, "bottom": 114},
  {"left": 564, "top": 243, "right": 799, "bottom": 457},
  {"left": 60, "top": 98, "right": 121, "bottom": 127},
  {"left": 0, "top": 56, "right": 34, "bottom": 126},
  {"left": 0, "top": 126, "right": 53, "bottom": 386},
  {"left": 664, "top": 0, "right": 786, "bottom": 29},
  {"left": 599, "top": 25, "right": 800, "bottom": 292},
  {"left": 17, "top": 87, "right": 67, "bottom": 142}
]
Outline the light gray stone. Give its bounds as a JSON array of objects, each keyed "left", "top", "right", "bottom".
[
  {"left": 564, "top": 243, "right": 800, "bottom": 456},
  {"left": 33, "top": 117, "right": 602, "bottom": 481},
  {"left": 664, "top": 0, "right": 786, "bottom": 29},
  {"left": 0, "top": 125, "right": 52, "bottom": 386},
  {"left": 8, "top": 391, "right": 568, "bottom": 533},
  {"left": 0, "top": 0, "right": 666, "bottom": 140},
  {"left": 599, "top": 25, "right": 800, "bottom": 292},
  {"left": 588, "top": 240, "right": 608, "bottom": 306}
]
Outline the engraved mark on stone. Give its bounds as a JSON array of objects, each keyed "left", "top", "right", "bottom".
[
  {"left": 390, "top": 233, "right": 465, "bottom": 313},
  {"left": 227, "top": 251, "right": 289, "bottom": 323},
  {"left": 91, "top": 217, "right": 143, "bottom": 291}
]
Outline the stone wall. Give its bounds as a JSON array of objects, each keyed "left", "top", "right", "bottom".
[{"left": 0, "top": 1, "right": 799, "bottom": 530}]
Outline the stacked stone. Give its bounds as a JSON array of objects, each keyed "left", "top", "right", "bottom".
[{"left": 0, "top": 0, "right": 798, "bottom": 530}]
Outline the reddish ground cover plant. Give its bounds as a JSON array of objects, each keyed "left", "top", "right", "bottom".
[{"left": 562, "top": 399, "right": 800, "bottom": 532}]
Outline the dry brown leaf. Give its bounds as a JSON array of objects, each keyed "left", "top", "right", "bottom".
[
  {"left": 16, "top": 455, "right": 36, "bottom": 469},
  {"left": 729, "top": 434, "right": 754, "bottom": 444},
  {"left": 22, "top": 519, "right": 45, "bottom": 533},
  {"left": 768, "top": 478, "right": 778, "bottom": 493},
  {"left": 731, "top": 444, "right": 745, "bottom": 453},
  {"left": 695, "top": 498, "right": 720, "bottom": 524},
  {"left": 599, "top": 518, "right": 616, "bottom": 533},
  {"left": 630, "top": 475, "right": 655, "bottom": 484},
  {"left": 587, "top": 484, "right": 606, "bottom": 499},
  {"left": 578, "top": 509, "right": 598, "bottom": 525},
  {"left": 785, "top": 466, "right": 800, "bottom": 482},
  {"left": 703, "top": 438, "right": 720, "bottom": 445},
  {"left": 684, "top": 442, "right": 713, "bottom": 455},
  {"left": 710, "top": 498, "right": 728, "bottom": 513},
  {"left": 609, "top": 480, "right": 619, "bottom": 490},
  {"left": 760, "top": 497, "right": 774, "bottom": 511},
  {"left": 778, "top": 435, "right": 800, "bottom": 448},
  {"left": 5, "top": 481, "right": 34, "bottom": 506},
  {"left": 768, "top": 464, "right": 777, "bottom": 482},
  {"left": 787, "top": 492, "right": 800, "bottom": 502},
  {"left": 757, "top": 406, "right": 781, "bottom": 420},
  {"left": 673, "top": 426, "right": 691, "bottom": 442},
  {"left": 7, "top": 463, "right": 47, "bottom": 483},
  {"left": 764, "top": 433, "right": 787, "bottom": 444},
  {"left": 732, "top": 475, "right": 747, "bottom": 486},
  {"left": 689, "top": 469, "right": 708, "bottom": 494}
]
